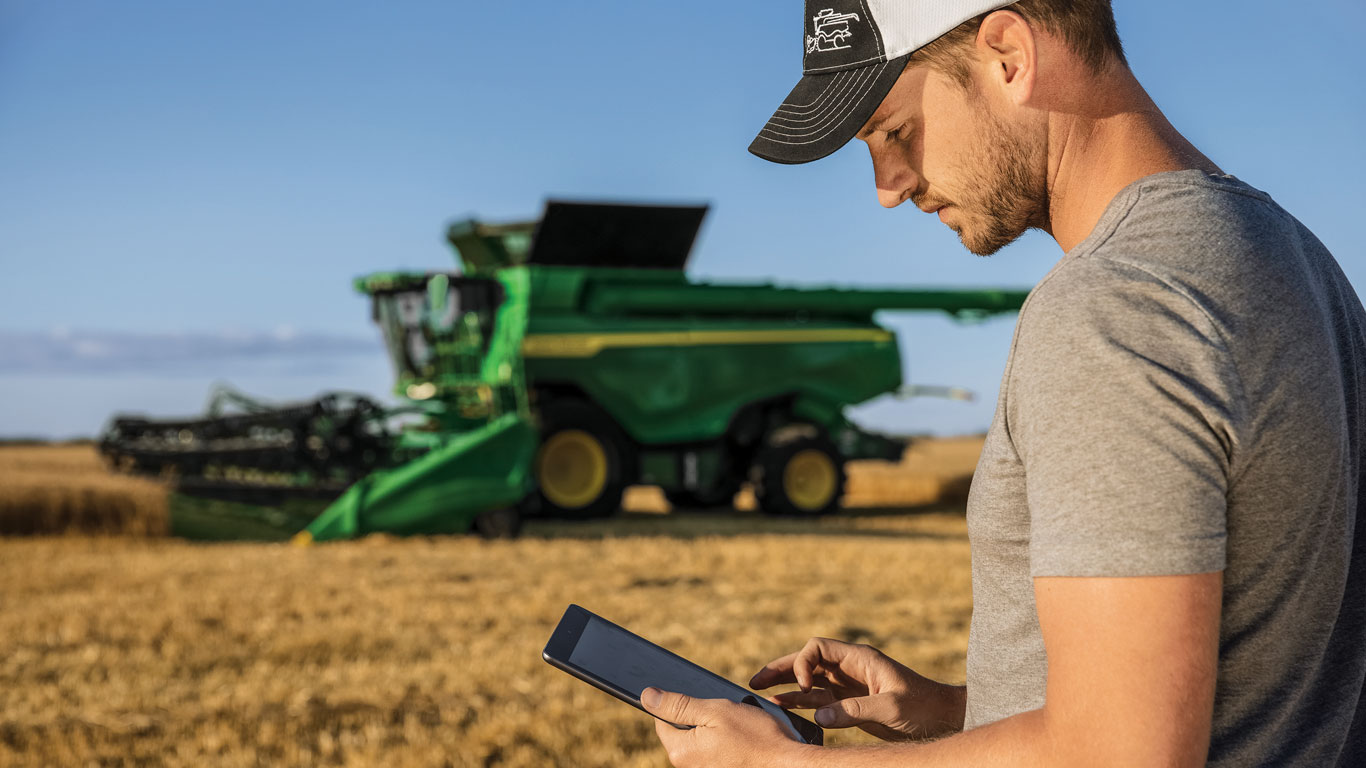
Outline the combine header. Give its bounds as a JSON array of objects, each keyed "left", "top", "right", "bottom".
[
  {"left": 100, "top": 385, "right": 391, "bottom": 503},
  {"left": 100, "top": 202, "right": 1029, "bottom": 541}
]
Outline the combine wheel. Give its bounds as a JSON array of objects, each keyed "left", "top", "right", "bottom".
[
  {"left": 534, "top": 401, "right": 630, "bottom": 518},
  {"left": 752, "top": 431, "right": 846, "bottom": 516}
]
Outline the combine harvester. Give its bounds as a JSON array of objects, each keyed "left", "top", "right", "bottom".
[{"left": 100, "top": 202, "right": 1028, "bottom": 542}]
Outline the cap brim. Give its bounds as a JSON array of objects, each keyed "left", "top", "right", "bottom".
[{"left": 749, "top": 54, "right": 910, "bottom": 165}]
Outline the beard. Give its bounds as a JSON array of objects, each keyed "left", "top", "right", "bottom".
[{"left": 936, "top": 100, "right": 1048, "bottom": 256}]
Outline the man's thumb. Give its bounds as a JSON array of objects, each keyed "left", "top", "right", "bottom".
[{"left": 641, "top": 687, "right": 704, "bottom": 727}]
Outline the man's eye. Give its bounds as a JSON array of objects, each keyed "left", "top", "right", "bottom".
[{"left": 887, "top": 124, "right": 910, "bottom": 142}]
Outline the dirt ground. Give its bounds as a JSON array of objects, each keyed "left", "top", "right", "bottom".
[{"left": 0, "top": 438, "right": 982, "bottom": 767}]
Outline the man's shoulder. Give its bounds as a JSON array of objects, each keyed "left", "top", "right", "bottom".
[
  {"left": 1072, "top": 170, "right": 1318, "bottom": 283},
  {"left": 1023, "top": 170, "right": 1335, "bottom": 339},
  {"left": 1016, "top": 246, "right": 1212, "bottom": 348}
]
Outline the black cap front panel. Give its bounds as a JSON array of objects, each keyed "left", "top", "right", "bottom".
[
  {"left": 802, "top": 1, "right": 886, "bottom": 74},
  {"left": 749, "top": 53, "right": 909, "bottom": 165}
]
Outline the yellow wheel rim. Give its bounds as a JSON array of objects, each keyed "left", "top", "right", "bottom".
[
  {"left": 537, "top": 430, "right": 608, "bottom": 509},
  {"left": 783, "top": 449, "right": 838, "bottom": 511}
]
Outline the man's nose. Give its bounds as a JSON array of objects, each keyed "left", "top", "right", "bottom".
[
  {"left": 876, "top": 185, "right": 910, "bottom": 209},
  {"left": 870, "top": 148, "right": 916, "bottom": 209}
]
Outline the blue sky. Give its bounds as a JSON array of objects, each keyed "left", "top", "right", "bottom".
[{"left": 2, "top": 0, "right": 1363, "bottom": 438}]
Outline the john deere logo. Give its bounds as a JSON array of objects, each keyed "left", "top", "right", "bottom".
[{"left": 806, "top": 8, "right": 860, "bottom": 53}]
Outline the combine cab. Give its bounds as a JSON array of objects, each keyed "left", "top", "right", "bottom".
[{"left": 101, "top": 201, "right": 1029, "bottom": 541}]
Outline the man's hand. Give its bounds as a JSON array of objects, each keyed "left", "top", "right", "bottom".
[
  {"left": 750, "top": 637, "right": 965, "bottom": 742},
  {"left": 640, "top": 687, "right": 809, "bottom": 768}
]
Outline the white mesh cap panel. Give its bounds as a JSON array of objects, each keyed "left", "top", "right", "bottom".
[{"left": 865, "top": 0, "right": 1017, "bottom": 60}]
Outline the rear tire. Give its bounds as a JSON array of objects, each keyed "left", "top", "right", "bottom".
[
  {"left": 534, "top": 400, "right": 631, "bottom": 518},
  {"left": 752, "top": 430, "right": 846, "bottom": 516}
]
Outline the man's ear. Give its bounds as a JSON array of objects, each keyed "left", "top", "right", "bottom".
[{"left": 974, "top": 10, "right": 1037, "bottom": 105}]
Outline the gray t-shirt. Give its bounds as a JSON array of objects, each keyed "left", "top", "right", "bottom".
[{"left": 964, "top": 170, "right": 1365, "bottom": 766}]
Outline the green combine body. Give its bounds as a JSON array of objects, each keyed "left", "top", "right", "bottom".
[
  {"left": 296, "top": 202, "right": 1027, "bottom": 541},
  {"left": 101, "top": 201, "right": 1028, "bottom": 541}
]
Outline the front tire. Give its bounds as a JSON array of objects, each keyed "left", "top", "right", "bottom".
[{"left": 534, "top": 400, "right": 630, "bottom": 518}]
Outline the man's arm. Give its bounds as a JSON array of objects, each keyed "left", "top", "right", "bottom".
[{"left": 645, "top": 571, "right": 1221, "bottom": 768}]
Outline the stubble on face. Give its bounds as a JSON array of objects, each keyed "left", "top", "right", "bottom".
[{"left": 931, "top": 89, "right": 1049, "bottom": 256}]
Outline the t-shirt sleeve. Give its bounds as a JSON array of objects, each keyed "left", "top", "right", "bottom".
[{"left": 1009, "top": 257, "right": 1239, "bottom": 577}]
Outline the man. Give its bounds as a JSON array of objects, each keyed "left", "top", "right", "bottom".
[{"left": 641, "top": 2, "right": 1366, "bottom": 766}]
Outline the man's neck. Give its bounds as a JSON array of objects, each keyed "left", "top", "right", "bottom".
[{"left": 1042, "top": 68, "right": 1221, "bottom": 252}]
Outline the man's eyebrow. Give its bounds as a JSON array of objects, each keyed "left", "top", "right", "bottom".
[{"left": 856, "top": 114, "right": 896, "bottom": 140}]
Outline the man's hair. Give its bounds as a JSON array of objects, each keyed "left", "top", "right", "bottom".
[{"left": 910, "top": 0, "right": 1127, "bottom": 86}]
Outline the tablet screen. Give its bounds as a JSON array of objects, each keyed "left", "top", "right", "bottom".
[
  {"left": 566, "top": 615, "right": 802, "bottom": 740},
  {"left": 545, "top": 605, "right": 822, "bottom": 745},
  {"left": 569, "top": 616, "right": 740, "bottom": 701}
]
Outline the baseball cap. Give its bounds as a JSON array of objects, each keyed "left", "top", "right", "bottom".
[{"left": 750, "top": 1, "right": 1015, "bottom": 164}]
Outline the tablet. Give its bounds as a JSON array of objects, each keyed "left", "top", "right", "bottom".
[{"left": 542, "top": 604, "right": 823, "bottom": 745}]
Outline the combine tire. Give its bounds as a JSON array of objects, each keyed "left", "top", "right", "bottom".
[
  {"left": 534, "top": 401, "right": 630, "bottom": 518},
  {"left": 752, "top": 430, "right": 846, "bottom": 516}
]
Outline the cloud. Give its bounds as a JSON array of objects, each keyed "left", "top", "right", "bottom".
[{"left": 0, "top": 328, "right": 384, "bottom": 375}]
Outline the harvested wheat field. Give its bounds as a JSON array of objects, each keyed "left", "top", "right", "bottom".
[{"left": 0, "top": 437, "right": 982, "bottom": 767}]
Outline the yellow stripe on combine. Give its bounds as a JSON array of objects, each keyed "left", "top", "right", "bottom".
[{"left": 520, "top": 328, "right": 894, "bottom": 358}]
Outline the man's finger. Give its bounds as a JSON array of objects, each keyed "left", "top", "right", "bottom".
[
  {"left": 805, "top": 637, "right": 885, "bottom": 693},
  {"left": 792, "top": 639, "right": 822, "bottom": 692},
  {"left": 792, "top": 636, "right": 846, "bottom": 692},
  {"left": 770, "top": 689, "right": 837, "bottom": 710},
  {"left": 750, "top": 652, "right": 800, "bottom": 689},
  {"left": 752, "top": 637, "right": 870, "bottom": 690},
  {"left": 640, "top": 687, "right": 716, "bottom": 728},
  {"left": 813, "top": 693, "right": 900, "bottom": 729}
]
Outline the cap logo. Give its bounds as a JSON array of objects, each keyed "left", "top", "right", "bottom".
[{"left": 806, "top": 8, "right": 860, "bottom": 54}]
